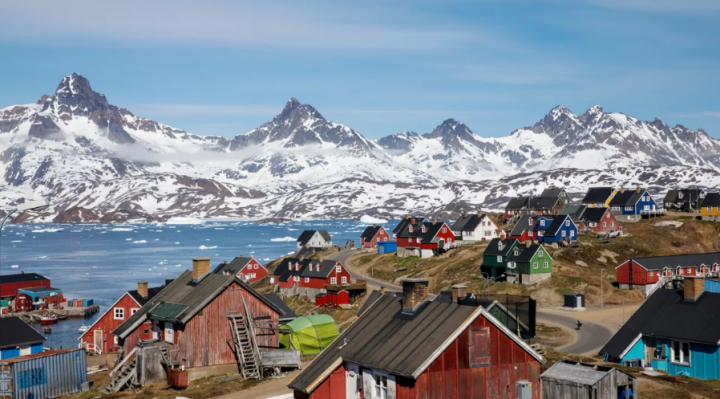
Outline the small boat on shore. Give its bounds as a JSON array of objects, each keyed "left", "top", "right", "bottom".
[
  {"left": 78, "top": 325, "right": 90, "bottom": 333},
  {"left": 41, "top": 315, "right": 58, "bottom": 325}
]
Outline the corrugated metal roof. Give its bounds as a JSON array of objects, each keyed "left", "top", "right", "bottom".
[
  {"left": 542, "top": 360, "right": 614, "bottom": 386},
  {"left": 149, "top": 302, "right": 189, "bottom": 322},
  {"left": 582, "top": 187, "right": 615, "bottom": 204}
]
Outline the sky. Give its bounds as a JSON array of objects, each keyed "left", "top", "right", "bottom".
[{"left": 0, "top": 0, "right": 718, "bottom": 139}]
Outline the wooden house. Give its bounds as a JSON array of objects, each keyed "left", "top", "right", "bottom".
[
  {"left": 581, "top": 187, "right": 617, "bottom": 208},
  {"left": 0, "top": 317, "right": 46, "bottom": 360},
  {"left": 615, "top": 252, "right": 720, "bottom": 296},
  {"left": 609, "top": 187, "right": 659, "bottom": 222},
  {"left": 112, "top": 257, "right": 283, "bottom": 371},
  {"left": 600, "top": 278, "right": 720, "bottom": 380},
  {"left": 527, "top": 197, "right": 564, "bottom": 216},
  {"left": 288, "top": 278, "right": 545, "bottom": 399},
  {"left": 540, "top": 186, "right": 570, "bottom": 205},
  {"left": 535, "top": 215, "right": 578, "bottom": 244},
  {"left": 296, "top": 230, "right": 333, "bottom": 250},
  {"left": 482, "top": 238, "right": 520, "bottom": 278},
  {"left": 664, "top": 188, "right": 705, "bottom": 213},
  {"left": 392, "top": 215, "right": 427, "bottom": 236},
  {"left": 505, "top": 243, "right": 553, "bottom": 285},
  {"left": 395, "top": 218, "right": 456, "bottom": 258},
  {"left": 273, "top": 257, "right": 352, "bottom": 292},
  {"left": 701, "top": 191, "right": 720, "bottom": 221},
  {"left": 509, "top": 215, "right": 540, "bottom": 243},
  {"left": 571, "top": 207, "right": 620, "bottom": 234},
  {"left": 360, "top": 225, "right": 390, "bottom": 249},
  {"left": 80, "top": 281, "right": 167, "bottom": 354},
  {"left": 504, "top": 196, "right": 529, "bottom": 221},
  {"left": 451, "top": 211, "right": 498, "bottom": 242},
  {"left": 0, "top": 273, "right": 51, "bottom": 302},
  {"left": 213, "top": 255, "right": 267, "bottom": 283},
  {"left": 542, "top": 359, "right": 636, "bottom": 399}
]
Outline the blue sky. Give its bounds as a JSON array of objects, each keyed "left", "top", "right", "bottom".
[{"left": 0, "top": 0, "right": 718, "bottom": 139}]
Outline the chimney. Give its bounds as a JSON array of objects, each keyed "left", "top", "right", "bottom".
[
  {"left": 250, "top": 254, "right": 254, "bottom": 259},
  {"left": 402, "top": 278, "right": 429, "bottom": 314},
  {"left": 380, "top": 286, "right": 386, "bottom": 294},
  {"left": 636, "top": 186, "right": 642, "bottom": 193},
  {"left": 299, "top": 255, "right": 305, "bottom": 261},
  {"left": 192, "top": 257, "right": 211, "bottom": 281},
  {"left": 684, "top": 277, "right": 705, "bottom": 301},
  {"left": 620, "top": 187, "right": 626, "bottom": 193},
  {"left": 463, "top": 211, "right": 469, "bottom": 217},
  {"left": 410, "top": 218, "right": 416, "bottom": 224},
  {"left": 477, "top": 211, "right": 482, "bottom": 217},
  {"left": 519, "top": 194, "right": 523, "bottom": 198},
  {"left": 433, "top": 219, "right": 437, "bottom": 224},
  {"left": 239, "top": 254, "right": 244, "bottom": 258},
  {"left": 451, "top": 284, "right": 467, "bottom": 303},
  {"left": 405, "top": 214, "right": 409, "bottom": 220},
  {"left": 137, "top": 281, "right": 148, "bottom": 298},
  {"left": 373, "top": 223, "right": 377, "bottom": 227},
  {"left": 224, "top": 260, "right": 228, "bottom": 265},
  {"left": 319, "top": 257, "right": 324, "bottom": 262},
  {"left": 165, "top": 278, "right": 174, "bottom": 286}
]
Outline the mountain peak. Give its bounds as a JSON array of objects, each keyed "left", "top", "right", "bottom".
[
  {"left": 585, "top": 105, "right": 604, "bottom": 115},
  {"left": 273, "top": 97, "right": 325, "bottom": 124},
  {"left": 441, "top": 118, "right": 459, "bottom": 125},
  {"left": 55, "top": 73, "right": 94, "bottom": 98}
]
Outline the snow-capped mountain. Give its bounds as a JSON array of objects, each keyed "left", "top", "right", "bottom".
[{"left": 1, "top": 73, "right": 719, "bottom": 222}]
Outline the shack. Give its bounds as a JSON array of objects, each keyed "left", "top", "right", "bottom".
[
  {"left": 0, "top": 349, "right": 88, "bottom": 399},
  {"left": 541, "top": 359, "right": 636, "bottom": 399}
]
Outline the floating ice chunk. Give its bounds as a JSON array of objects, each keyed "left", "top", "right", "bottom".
[
  {"left": 133, "top": 240, "right": 147, "bottom": 244},
  {"left": 111, "top": 227, "right": 134, "bottom": 232},
  {"left": 199, "top": 245, "right": 218, "bottom": 250},
  {"left": 271, "top": 237, "right": 295, "bottom": 242}
]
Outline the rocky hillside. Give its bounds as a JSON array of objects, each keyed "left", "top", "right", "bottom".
[{"left": 1, "top": 73, "right": 719, "bottom": 222}]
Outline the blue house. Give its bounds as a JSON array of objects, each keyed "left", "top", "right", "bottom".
[
  {"left": 0, "top": 317, "right": 46, "bottom": 360},
  {"left": 600, "top": 277, "right": 720, "bottom": 380},
  {"left": 609, "top": 187, "right": 658, "bottom": 222},
  {"left": 535, "top": 215, "right": 578, "bottom": 244}
]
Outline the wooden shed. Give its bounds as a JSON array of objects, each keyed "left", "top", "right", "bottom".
[{"left": 541, "top": 359, "right": 636, "bottom": 399}]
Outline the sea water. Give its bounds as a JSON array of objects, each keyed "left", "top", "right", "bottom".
[{"left": 0, "top": 219, "right": 396, "bottom": 349}]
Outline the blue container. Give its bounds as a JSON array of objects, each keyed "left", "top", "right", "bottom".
[
  {"left": 0, "top": 349, "right": 87, "bottom": 398},
  {"left": 67, "top": 299, "right": 75, "bottom": 308},
  {"left": 82, "top": 299, "right": 93, "bottom": 307},
  {"left": 377, "top": 241, "right": 397, "bottom": 254}
]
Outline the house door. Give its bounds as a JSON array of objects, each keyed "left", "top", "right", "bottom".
[
  {"left": 94, "top": 330, "right": 103, "bottom": 354},
  {"left": 346, "top": 363, "right": 361, "bottom": 399},
  {"left": 19, "top": 346, "right": 31, "bottom": 356},
  {"left": 164, "top": 322, "right": 174, "bottom": 344},
  {"left": 153, "top": 321, "right": 161, "bottom": 340},
  {"left": 576, "top": 296, "right": 582, "bottom": 308}
]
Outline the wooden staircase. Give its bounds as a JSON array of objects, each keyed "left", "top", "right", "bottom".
[
  {"left": 103, "top": 347, "right": 138, "bottom": 394},
  {"left": 228, "top": 296, "right": 262, "bottom": 379},
  {"left": 159, "top": 345, "right": 178, "bottom": 368}
]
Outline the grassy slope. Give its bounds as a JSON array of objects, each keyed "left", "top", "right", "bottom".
[{"left": 349, "top": 215, "right": 720, "bottom": 307}]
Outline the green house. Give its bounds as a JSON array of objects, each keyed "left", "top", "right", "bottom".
[
  {"left": 482, "top": 238, "right": 519, "bottom": 278},
  {"left": 506, "top": 244, "right": 552, "bottom": 285}
]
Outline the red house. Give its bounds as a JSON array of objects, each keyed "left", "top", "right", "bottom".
[
  {"left": 273, "top": 257, "right": 352, "bottom": 290},
  {"left": 395, "top": 217, "right": 456, "bottom": 258},
  {"left": 360, "top": 225, "right": 390, "bottom": 249},
  {"left": 615, "top": 252, "right": 720, "bottom": 296},
  {"left": 0, "top": 273, "right": 50, "bottom": 300},
  {"left": 214, "top": 255, "right": 267, "bottom": 283},
  {"left": 79, "top": 281, "right": 167, "bottom": 354},
  {"left": 568, "top": 206, "right": 620, "bottom": 234},
  {"left": 289, "top": 278, "right": 545, "bottom": 399},
  {"left": 113, "top": 257, "right": 284, "bottom": 369}
]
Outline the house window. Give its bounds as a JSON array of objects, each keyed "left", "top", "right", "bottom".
[
  {"left": 671, "top": 341, "right": 691, "bottom": 365},
  {"left": 543, "top": 262, "right": 549, "bottom": 268},
  {"left": 538, "top": 250, "right": 544, "bottom": 257},
  {"left": 565, "top": 220, "right": 570, "bottom": 227},
  {"left": 561, "top": 231, "right": 566, "bottom": 237},
  {"left": 602, "top": 222, "right": 607, "bottom": 227},
  {"left": 611, "top": 222, "right": 615, "bottom": 227},
  {"left": 254, "top": 264, "right": 258, "bottom": 269},
  {"left": 514, "top": 250, "right": 519, "bottom": 256},
  {"left": 442, "top": 227, "right": 447, "bottom": 233},
  {"left": 497, "top": 255, "right": 502, "bottom": 262},
  {"left": 374, "top": 374, "right": 388, "bottom": 399},
  {"left": 114, "top": 308, "right": 124, "bottom": 320},
  {"left": 625, "top": 206, "right": 633, "bottom": 211},
  {"left": 309, "top": 265, "right": 314, "bottom": 271},
  {"left": 540, "top": 220, "right": 545, "bottom": 227},
  {"left": 708, "top": 207, "right": 713, "bottom": 212},
  {"left": 304, "top": 277, "right": 309, "bottom": 283},
  {"left": 131, "top": 308, "right": 140, "bottom": 315},
  {"left": 336, "top": 265, "right": 342, "bottom": 272},
  {"left": 612, "top": 207, "right": 621, "bottom": 212},
  {"left": 114, "top": 336, "right": 119, "bottom": 345},
  {"left": 342, "top": 276, "right": 347, "bottom": 284},
  {"left": 533, "top": 262, "right": 539, "bottom": 269},
  {"left": 294, "top": 276, "right": 300, "bottom": 282},
  {"left": 331, "top": 277, "right": 337, "bottom": 284},
  {"left": 649, "top": 271, "right": 654, "bottom": 277},
  {"left": 469, "top": 327, "right": 491, "bottom": 367},
  {"left": 498, "top": 242, "right": 503, "bottom": 250}
]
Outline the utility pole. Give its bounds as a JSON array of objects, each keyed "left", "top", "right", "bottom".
[
  {"left": 371, "top": 252, "right": 374, "bottom": 277},
  {"left": 600, "top": 268, "right": 604, "bottom": 310}
]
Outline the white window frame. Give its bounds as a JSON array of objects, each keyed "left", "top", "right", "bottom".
[
  {"left": 561, "top": 231, "right": 566, "bottom": 238},
  {"left": 304, "top": 277, "right": 309, "bottom": 283},
  {"left": 331, "top": 277, "right": 337, "bottom": 285},
  {"left": 131, "top": 308, "right": 140, "bottom": 315},
  {"left": 114, "top": 308, "right": 124, "bottom": 320},
  {"left": 533, "top": 262, "right": 539, "bottom": 269},
  {"left": 602, "top": 222, "right": 607, "bottom": 227},
  {"left": 442, "top": 227, "right": 447, "bottom": 233},
  {"left": 293, "top": 276, "right": 300, "bottom": 282},
  {"left": 336, "top": 265, "right": 342, "bottom": 272},
  {"left": 625, "top": 206, "right": 633, "bottom": 211},
  {"left": 543, "top": 262, "right": 549, "bottom": 268},
  {"left": 342, "top": 276, "right": 348, "bottom": 284},
  {"left": 114, "top": 336, "right": 119, "bottom": 345},
  {"left": 540, "top": 220, "right": 545, "bottom": 227},
  {"left": 497, "top": 255, "right": 502, "bottom": 262},
  {"left": 538, "top": 250, "right": 544, "bottom": 258},
  {"left": 671, "top": 340, "right": 691, "bottom": 366},
  {"left": 373, "top": 373, "right": 389, "bottom": 399},
  {"left": 565, "top": 220, "right": 570, "bottom": 227}
]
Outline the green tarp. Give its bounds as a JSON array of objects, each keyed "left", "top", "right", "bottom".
[{"left": 279, "top": 314, "right": 339, "bottom": 355}]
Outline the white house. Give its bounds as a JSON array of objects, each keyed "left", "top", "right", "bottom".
[
  {"left": 296, "top": 230, "right": 333, "bottom": 250},
  {"left": 451, "top": 212, "right": 499, "bottom": 242}
]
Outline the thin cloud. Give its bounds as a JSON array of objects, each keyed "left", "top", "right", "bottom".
[{"left": 0, "top": 0, "right": 496, "bottom": 52}]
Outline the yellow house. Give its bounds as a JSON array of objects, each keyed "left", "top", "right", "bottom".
[{"left": 701, "top": 192, "right": 720, "bottom": 218}]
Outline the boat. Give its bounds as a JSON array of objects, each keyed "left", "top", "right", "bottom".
[
  {"left": 78, "top": 325, "right": 90, "bottom": 333},
  {"left": 40, "top": 315, "right": 58, "bottom": 325}
]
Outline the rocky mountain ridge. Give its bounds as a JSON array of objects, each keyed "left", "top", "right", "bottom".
[{"left": 1, "top": 73, "right": 719, "bottom": 222}]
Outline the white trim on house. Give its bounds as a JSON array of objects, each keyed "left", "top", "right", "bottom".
[
  {"left": 618, "top": 333, "right": 643, "bottom": 359},
  {"left": 78, "top": 292, "right": 141, "bottom": 340}
]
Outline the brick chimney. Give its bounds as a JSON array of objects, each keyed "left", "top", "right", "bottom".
[
  {"left": 684, "top": 277, "right": 705, "bottom": 301},
  {"left": 239, "top": 254, "right": 244, "bottom": 258},
  {"left": 463, "top": 211, "right": 469, "bottom": 217},
  {"left": 165, "top": 278, "right": 174, "bottom": 286},
  {"left": 411, "top": 218, "right": 416, "bottom": 224},
  {"left": 137, "top": 281, "right": 148, "bottom": 298},
  {"left": 192, "top": 257, "right": 211, "bottom": 281},
  {"left": 451, "top": 284, "right": 467, "bottom": 303},
  {"left": 402, "top": 278, "right": 429, "bottom": 314},
  {"left": 636, "top": 186, "right": 642, "bottom": 193},
  {"left": 620, "top": 187, "right": 626, "bottom": 193}
]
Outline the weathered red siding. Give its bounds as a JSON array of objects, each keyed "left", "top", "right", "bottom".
[
  {"left": 306, "top": 313, "right": 542, "bottom": 399},
  {"left": 81, "top": 293, "right": 140, "bottom": 353},
  {"left": 174, "top": 282, "right": 279, "bottom": 368},
  {"left": 362, "top": 227, "right": 390, "bottom": 249},
  {"left": 616, "top": 261, "right": 630, "bottom": 285},
  {"left": 0, "top": 279, "right": 51, "bottom": 298},
  {"left": 631, "top": 262, "right": 648, "bottom": 285},
  {"left": 511, "top": 231, "right": 530, "bottom": 243}
]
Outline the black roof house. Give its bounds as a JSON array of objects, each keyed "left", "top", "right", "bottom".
[
  {"left": 296, "top": 230, "right": 332, "bottom": 247},
  {"left": 580, "top": 207, "right": 609, "bottom": 223},
  {"left": 451, "top": 212, "right": 488, "bottom": 233},
  {"left": 262, "top": 293, "right": 297, "bottom": 322},
  {"left": 620, "top": 252, "right": 720, "bottom": 271},
  {"left": 582, "top": 187, "right": 616, "bottom": 205},
  {"left": 510, "top": 215, "right": 537, "bottom": 236},
  {"left": 600, "top": 289, "right": 720, "bottom": 360},
  {"left": 542, "top": 215, "right": 573, "bottom": 237},
  {"left": 527, "top": 197, "right": 560, "bottom": 211},
  {"left": 360, "top": 225, "right": 386, "bottom": 242},
  {"left": 505, "top": 197, "right": 529, "bottom": 211},
  {"left": 609, "top": 188, "right": 646, "bottom": 207},
  {"left": 506, "top": 244, "right": 545, "bottom": 264},
  {"left": 0, "top": 273, "right": 49, "bottom": 285},
  {"left": 127, "top": 285, "right": 166, "bottom": 306},
  {"left": 273, "top": 258, "right": 341, "bottom": 282},
  {"left": 0, "top": 317, "right": 46, "bottom": 350},
  {"left": 702, "top": 192, "right": 720, "bottom": 208},
  {"left": 288, "top": 290, "right": 544, "bottom": 394},
  {"left": 395, "top": 219, "right": 449, "bottom": 244},
  {"left": 213, "top": 256, "right": 264, "bottom": 276},
  {"left": 392, "top": 216, "right": 427, "bottom": 235},
  {"left": 483, "top": 238, "right": 519, "bottom": 257}
]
